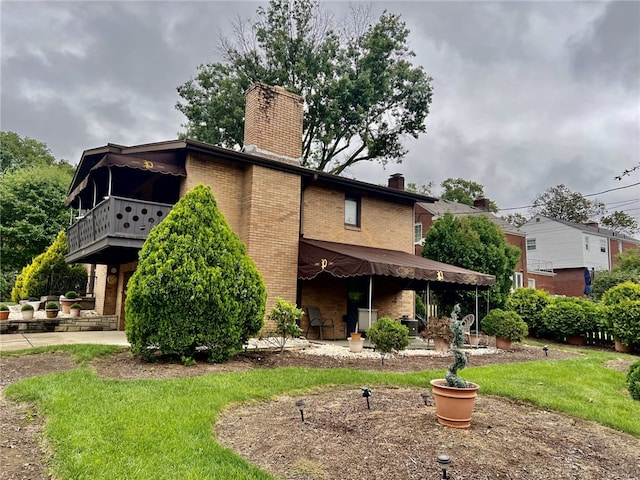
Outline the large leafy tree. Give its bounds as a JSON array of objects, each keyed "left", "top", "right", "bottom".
[
  {"left": 422, "top": 212, "right": 520, "bottom": 312},
  {"left": 531, "top": 184, "right": 605, "bottom": 223},
  {"left": 0, "top": 165, "right": 73, "bottom": 272},
  {"left": 600, "top": 211, "right": 638, "bottom": 236},
  {"left": 0, "top": 131, "right": 71, "bottom": 173},
  {"left": 440, "top": 178, "right": 488, "bottom": 206},
  {"left": 176, "top": 0, "right": 433, "bottom": 174},
  {"left": 125, "top": 184, "right": 266, "bottom": 363}
]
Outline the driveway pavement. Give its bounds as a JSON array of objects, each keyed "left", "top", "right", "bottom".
[{"left": 0, "top": 331, "right": 130, "bottom": 352}]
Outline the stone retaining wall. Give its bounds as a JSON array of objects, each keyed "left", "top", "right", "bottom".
[{"left": 1, "top": 316, "right": 118, "bottom": 334}]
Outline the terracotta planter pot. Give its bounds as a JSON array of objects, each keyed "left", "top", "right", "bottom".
[
  {"left": 567, "top": 335, "right": 585, "bottom": 346},
  {"left": 60, "top": 299, "right": 76, "bottom": 314},
  {"left": 433, "top": 338, "right": 450, "bottom": 353},
  {"left": 495, "top": 337, "right": 512, "bottom": 350},
  {"left": 45, "top": 309, "right": 59, "bottom": 319},
  {"left": 614, "top": 341, "right": 633, "bottom": 353},
  {"left": 0, "top": 310, "right": 9, "bottom": 321},
  {"left": 350, "top": 332, "right": 361, "bottom": 341},
  {"left": 430, "top": 379, "right": 479, "bottom": 429}
]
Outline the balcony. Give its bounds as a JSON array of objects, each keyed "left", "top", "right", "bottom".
[{"left": 66, "top": 196, "right": 174, "bottom": 264}]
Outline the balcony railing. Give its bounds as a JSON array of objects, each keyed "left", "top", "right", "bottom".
[{"left": 67, "top": 196, "right": 174, "bottom": 262}]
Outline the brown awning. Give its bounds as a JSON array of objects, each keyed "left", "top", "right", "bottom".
[{"left": 298, "top": 238, "right": 496, "bottom": 287}]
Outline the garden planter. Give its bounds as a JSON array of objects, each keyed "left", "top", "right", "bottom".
[
  {"left": 0, "top": 310, "right": 9, "bottom": 321},
  {"left": 45, "top": 309, "right": 59, "bottom": 319},
  {"left": 430, "top": 379, "right": 479, "bottom": 428},
  {"left": 567, "top": 335, "right": 585, "bottom": 346},
  {"left": 495, "top": 337, "right": 512, "bottom": 350},
  {"left": 433, "top": 338, "right": 450, "bottom": 353},
  {"left": 60, "top": 299, "right": 75, "bottom": 314},
  {"left": 350, "top": 332, "right": 361, "bottom": 341},
  {"left": 348, "top": 337, "right": 365, "bottom": 353},
  {"left": 70, "top": 307, "right": 81, "bottom": 318},
  {"left": 21, "top": 310, "right": 34, "bottom": 320},
  {"left": 614, "top": 341, "right": 632, "bottom": 353}
]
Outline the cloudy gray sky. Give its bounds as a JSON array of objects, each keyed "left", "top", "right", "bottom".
[{"left": 2, "top": 1, "right": 639, "bottom": 221}]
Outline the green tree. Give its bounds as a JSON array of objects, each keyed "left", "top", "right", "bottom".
[
  {"left": 125, "top": 184, "right": 266, "bottom": 363},
  {"left": 502, "top": 212, "right": 528, "bottom": 228},
  {"left": 405, "top": 181, "right": 434, "bottom": 195},
  {"left": 176, "top": 0, "right": 433, "bottom": 174},
  {"left": 592, "top": 249, "right": 640, "bottom": 300},
  {"left": 11, "top": 231, "right": 87, "bottom": 301},
  {"left": 531, "top": 184, "right": 605, "bottom": 223},
  {"left": 0, "top": 165, "right": 73, "bottom": 273},
  {"left": 422, "top": 212, "right": 520, "bottom": 312},
  {"left": 600, "top": 210, "right": 638, "bottom": 236},
  {"left": 1, "top": 131, "right": 57, "bottom": 173},
  {"left": 506, "top": 287, "right": 552, "bottom": 337},
  {"left": 439, "top": 177, "right": 497, "bottom": 211}
]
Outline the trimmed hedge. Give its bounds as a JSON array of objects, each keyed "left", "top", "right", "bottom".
[
  {"left": 481, "top": 308, "right": 528, "bottom": 342},
  {"left": 125, "top": 184, "right": 266, "bottom": 363},
  {"left": 541, "top": 297, "right": 602, "bottom": 340},
  {"left": 367, "top": 317, "right": 410, "bottom": 354},
  {"left": 627, "top": 360, "right": 640, "bottom": 401},
  {"left": 506, "top": 288, "right": 551, "bottom": 337}
]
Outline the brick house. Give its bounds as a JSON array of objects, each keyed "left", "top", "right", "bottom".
[
  {"left": 520, "top": 215, "right": 640, "bottom": 297},
  {"left": 414, "top": 199, "right": 556, "bottom": 294},
  {"left": 65, "top": 83, "right": 494, "bottom": 338}
]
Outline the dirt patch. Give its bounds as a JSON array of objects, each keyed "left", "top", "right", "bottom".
[{"left": 1, "top": 344, "right": 637, "bottom": 480}]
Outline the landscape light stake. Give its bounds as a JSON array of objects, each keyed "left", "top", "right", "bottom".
[
  {"left": 361, "top": 386, "right": 372, "bottom": 409},
  {"left": 543, "top": 345, "right": 549, "bottom": 356},
  {"left": 295, "top": 399, "right": 306, "bottom": 422},
  {"left": 437, "top": 454, "right": 452, "bottom": 479},
  {"left": 421, "top": 392, "right": 430, "bottom": 406}
]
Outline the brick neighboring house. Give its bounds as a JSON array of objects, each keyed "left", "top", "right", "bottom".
[
  {"left": 414, "top": 199, "right": 555, "bottom": 294},
  {"left": 520, "top": 215, "right": 640, "bottom": 297},
  {"left": 65, "top": 83, "right": 495, "bottom": 338}
]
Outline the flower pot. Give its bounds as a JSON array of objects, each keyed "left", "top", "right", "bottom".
[
  {"left": 0, "top": 310, "right": 9, "bottom": 321},
  {"left": 70, "top": 307, "right": 81, "bottom": 318},
  {"left": 350, "top": 332, "right": 361, "bottom": 341},
  {"left": 433, "top": 338, "right": 450, "bottom": 353},
  {"left": 348, "top": 337, "right": 365, "bottom": 353},
  {"left": 430, "top": 379, "right": 479, "bottom": 429},
  {"left": 45, "top": 309, "right": 59, "bottom": 319},
  {"left": 495, "top": 337, "right": 512, "bottom": 350},
  {"left": 60, "top": 299, "right": 75, "bottom": 314},
  {"left": 21, "top": 310, "right": 34, "bottom": 320},
  {"left": 614, "top": 340, "right": 633, "bottom": 353},
  {"left": 567, "top": 335, "right": 585, "bottom": 346}
]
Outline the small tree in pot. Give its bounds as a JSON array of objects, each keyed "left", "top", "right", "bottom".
[
  {"left": 45, "top": 302, "right": 59, "bottom": 318},
  {"left": 366, "top": 317, "right": 410, "bottom": 365},
  {"left": 420, "top": 316, "right": 455, "bottom": 352},
  {"left": 0, "top": 303, "right": 9, "bottom": 321},
  {"left": 480, "top": 308, "right": 529, "bottom": 349}
]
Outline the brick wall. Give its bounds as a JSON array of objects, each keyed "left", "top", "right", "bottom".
[
  {"left": 554, "top": 268, "right": 589, "bottom": 297},
  {"left": 303, "top": 185, "right": 414, "bottom": 252}
]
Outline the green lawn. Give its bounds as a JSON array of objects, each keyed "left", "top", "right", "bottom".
[{"left": 4, "top": 346, "right": 639, "bottom": 480}]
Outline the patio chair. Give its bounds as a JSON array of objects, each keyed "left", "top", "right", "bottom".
[
  {"left": 460, "top": 314, "right": 475, "bottom": 344},
  {"left": 305, "top": 306, "right": 335, "bottom": 340}
]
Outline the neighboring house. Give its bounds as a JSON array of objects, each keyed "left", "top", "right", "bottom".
[
  {"left": 520, "top": 215, "right": 640, "bottom": 297},
  {"left": 414, "top": 199, "right": 555, "bottom": 294},
  {"left": 65, "top": 83, "right": 495, "bottom": 338}
]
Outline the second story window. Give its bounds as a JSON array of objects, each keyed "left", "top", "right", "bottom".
[
  {"left": 600, "top": 239, "right": 607, "bottom": 253},
  {"left": 585, "top": 237, "right": 590, "bottom": 251},
  {"left": 526, "top": 238, "right": 536, "bottom": 251},
  {"left": 345, "top": 195, "right": 360, "bottom": 227},
  {"left": 414, "top": 223, "right": 423, "bottom": 244}
]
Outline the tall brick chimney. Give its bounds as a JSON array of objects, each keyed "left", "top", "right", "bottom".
[
  {"left": 473, "top": 197, "right": 491, "bottom": 211},
  {"left": 388, "top": 173, "right": 405, "bottom": 190},
  {"left": 243, "top": 83, "right": 303, "bottom": 165}
]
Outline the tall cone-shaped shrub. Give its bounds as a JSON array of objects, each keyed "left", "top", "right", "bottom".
[{"left": 125, "top": 184, "right": 266, "bottom": 362}]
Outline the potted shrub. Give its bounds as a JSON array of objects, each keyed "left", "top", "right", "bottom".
[
  {"left": 601, "top": 282, "right": 640, "bottom": 352},
  {"left": 0, "top": 303, "right": 9, "bottom": 321},
  {"left": 60, "top": 290, "right": 79, "bottom": 314},
  {"left": 541, "top": 297, "right": 599, "bottom": 345},
  {"left": 69, "top": 303, "right": 82, "bottom": 317},
  {"left": 420, "top": 316, "right": 455, "bottom": 353},
  {"left": 45, "top": 302, "right": 59, "bottom": 319},
  {"left": 480, "top": 308, "right": 529, "bottom": 350},
  {"left": 430, "top": 316, "right": 479, "bottom": 428},
  {"left": 20, "top": 303, "right": 35, "bottom": 320},
  {"left": 366, "top": 317, "right": 410, "bottom": 364}
]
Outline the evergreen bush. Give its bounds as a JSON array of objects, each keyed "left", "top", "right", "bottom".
[
  {"left": 11, "top": 231, "right": 86, "bottom": 302},
  {"left": 125, "top": 184, "right": 266, "bottom": 363},
  {"left": 541, "top": 297, "right": 601, "bottom": 340},
  {"left": 366, "top": 317, "right": 410, "bottom": 365},
  {"left": 506, "top": 287, "right": 551, "bottom": 337},
  {"left": 480, "top": 308, "right": 529, "bottom": 342},
  {"left": 627, "top": 360, "right": 640, "bottom": 401}
]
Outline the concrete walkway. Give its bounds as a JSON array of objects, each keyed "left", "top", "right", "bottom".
[{"left": 0, "top": 331, "right": 130, "bottom": 352}]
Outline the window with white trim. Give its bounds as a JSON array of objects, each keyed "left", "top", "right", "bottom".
[
  {"left": 511, "top": 272, "right": 523, "bottom": 291},
  {"left": 344, "top": 195, "right": 360, "bottom": 227},
  {"left": 600, "top": 239, "right": 607, "bottom": 253},
  {"left": 414, "top": 223, "right": 422, "bottom": 244},
  {"left": 527, "top": 278, "right": 536, "bottom": 288},
  {"left": 585, "top": 237, "right": 590, "bottom": 251},
  {"left": 526, "top": 238, "right": 536, "bottom": 251}
]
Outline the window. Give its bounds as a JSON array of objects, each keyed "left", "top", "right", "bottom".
[
  {"left": 600, "top": 239, "right": 606, "bottom": 253},
  {"left": 584, "top": 237, "right": 590, "bottom": 251},
  {"left": 511, "top": 272, "right": 523, "bottom": 291},
  {"left": 527, "top": 278, "right": 536, "bottom": 288},
  {"left": 344, "top": 195, "right": 360, "bottom": 227},
  {"left": 414, "top": 223, "right": 423, "bottom": 244},
  {"left": 526, "top": 238, "right": 536, "bottom": 251}
]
